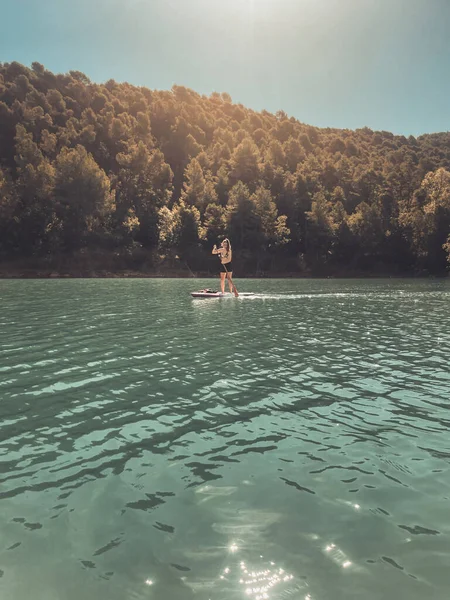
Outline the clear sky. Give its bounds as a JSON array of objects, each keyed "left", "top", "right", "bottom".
[{"left": 1, "top": 0, "right": 450, "bottom": 136}]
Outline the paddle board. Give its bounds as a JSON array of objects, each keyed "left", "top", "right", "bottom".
[
  {"left": 191, "top": 289, "right": 255, "bottom": 298},
  {"left": 191, "top": 290, "right": 228, "bottom": 298}
]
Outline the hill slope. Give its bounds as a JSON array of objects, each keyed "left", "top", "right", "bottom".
[{"left": 1, "top": 61, "right": 450, "bottom": 276}]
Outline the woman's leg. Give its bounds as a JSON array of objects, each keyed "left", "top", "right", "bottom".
[
  {"left": 226, "top": 272, "right": 233, "bottom": 293},
  {"left": 220, "top": 272, "right": 226, "bottom": 293}
]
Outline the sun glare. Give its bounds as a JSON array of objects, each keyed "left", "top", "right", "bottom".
[{"left": 243, "top": 0, "right": 274, "bottom": 13}]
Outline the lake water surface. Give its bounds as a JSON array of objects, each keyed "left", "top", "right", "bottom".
[{"left": 1, "top": 278, "right": 450, "bottom": 600}]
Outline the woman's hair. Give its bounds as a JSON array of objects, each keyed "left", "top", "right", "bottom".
[{"left": 222, "top": 238, "right": 231, "bottom": 258}]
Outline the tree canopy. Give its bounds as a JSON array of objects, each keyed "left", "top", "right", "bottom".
[{"left": 1, "top": 61, "right": 450, "bottom": 275}]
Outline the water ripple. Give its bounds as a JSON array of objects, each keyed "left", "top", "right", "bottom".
[{"left": 1, "top": 278, "right": 450, "bottom": 599}]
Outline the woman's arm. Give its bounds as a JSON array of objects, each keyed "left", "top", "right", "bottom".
[{"left": 212, "top": 245, "right": 222, "bottom": 255}]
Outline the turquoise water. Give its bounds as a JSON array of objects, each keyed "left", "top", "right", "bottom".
[{"left": 1, "top": 278, "right": 450, "bottom": 600}]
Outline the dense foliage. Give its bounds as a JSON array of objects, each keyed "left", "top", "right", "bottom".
[{"left": 1, "top": 61, "right": 450, "bottom": 275}]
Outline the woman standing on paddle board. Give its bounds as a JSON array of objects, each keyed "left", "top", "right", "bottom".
[{"left": 212, "top": 238, "right": 235, "bottom": 294}]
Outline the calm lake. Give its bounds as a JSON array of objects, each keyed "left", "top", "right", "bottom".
[{"left": 1, "top": 278, "right": 450, "bottom": 600}]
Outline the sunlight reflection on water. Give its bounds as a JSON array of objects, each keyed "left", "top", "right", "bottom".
[{"left": 1, "top": 279, "right": 450, "bottom": 599}]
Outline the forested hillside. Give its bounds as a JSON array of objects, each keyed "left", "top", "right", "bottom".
[{"left": 1, "top": 61, "right": 450, "bottom": 276}]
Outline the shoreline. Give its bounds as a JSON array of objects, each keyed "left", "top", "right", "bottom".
[
  {"left": 0, "top": 253, "right": 447, "bottom": 280},
  {"left": 0, "top": 269, "right": 447, "bottom": 280}
]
